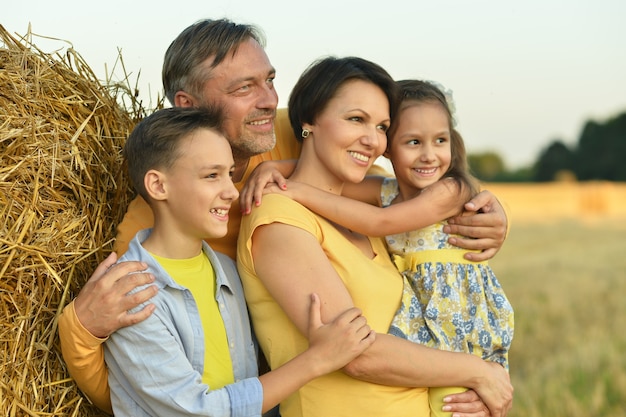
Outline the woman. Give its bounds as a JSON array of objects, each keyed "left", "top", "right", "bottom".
[{"left": 237, "top": 56, "right": 512, "bottom": 417}]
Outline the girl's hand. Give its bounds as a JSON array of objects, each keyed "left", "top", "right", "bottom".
[
  {"left": 306, "top": 293, "right": 376, "bottom": 374},
  {"left": 239, "top": 161, "right": 288, "bottom": 215}
]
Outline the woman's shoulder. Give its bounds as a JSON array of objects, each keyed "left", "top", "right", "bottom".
[{"left": 242, "top": 194, "right": 320, "bottom": 232}]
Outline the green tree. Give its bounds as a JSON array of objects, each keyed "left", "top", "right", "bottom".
[
  {"left": 533, "top": 140, "right": 574, "bottom": 182},
  {"left": 468, "top": 152, "right": 506, "bottom": 181},
  {"left": 575, "top": 113, "right": 626, "bottom": 181}
]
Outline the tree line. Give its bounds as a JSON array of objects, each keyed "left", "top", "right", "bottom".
[{"left": 468, "top": 111, "right": 626, "bottom": 182}]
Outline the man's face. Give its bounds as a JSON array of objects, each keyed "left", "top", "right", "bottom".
[{"left": 197, "top": 38, "right": 278, "bottom": 163}]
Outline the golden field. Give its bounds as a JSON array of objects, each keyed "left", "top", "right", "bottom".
[{"left": 486, "top": 181, "right": 626, "bottom": 416}]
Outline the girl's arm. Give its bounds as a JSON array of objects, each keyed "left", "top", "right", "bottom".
[
  {"left": 277, "top": 178, "right": 470, "bottom": 237},
  {"left": 240, "top": 160, "right": 297, "bottom": 214},
  {"left": 250, "top": 222, "right": 512, "bottom": 417},
  {"left": 242, "top": 164, "right": 389, "bottom": 214}
]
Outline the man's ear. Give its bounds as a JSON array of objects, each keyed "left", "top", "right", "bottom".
[
  {"left": 144, "top": 169, "right": 168, "bottom": 201},
  {"left": 174, "top": 91, "right": 197, "bottom": 108}
]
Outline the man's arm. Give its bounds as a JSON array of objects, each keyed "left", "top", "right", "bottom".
[
  {"left": 59, "top": 301, "right": 113, "bottom": 414},
  {"left": 444, "top": 190, "right": 509, "bottom": 262},
  {"left": 59, "top": 252, "right": 157, "bottom": 412}
]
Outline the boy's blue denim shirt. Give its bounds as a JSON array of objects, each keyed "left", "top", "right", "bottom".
[{"left": 104, "top": 229, "right": 263, "bottom": 416}]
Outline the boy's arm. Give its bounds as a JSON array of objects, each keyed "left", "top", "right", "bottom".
[
  {"left": 279, "top": 179, "right": 469, "bottom": 237},
  {"left": 103, "top": 291, "right": 373, "bottom": 415},
  {"left": 258, "top": 294, "right": 375, "bottom": 412},
  {"left": 104, "top": 304, "right": 254, "bottom": 416}
]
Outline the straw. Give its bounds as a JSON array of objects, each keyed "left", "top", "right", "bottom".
[{"left": 0, "top": 24, "right": 159, "bottom": 416}]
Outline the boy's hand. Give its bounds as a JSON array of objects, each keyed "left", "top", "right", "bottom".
[
  {"left": 306, "top": 294, "right": 375, "bottom": 374},
  {"left": 444, "top": 190, "right": 507, "bottom": 261}
]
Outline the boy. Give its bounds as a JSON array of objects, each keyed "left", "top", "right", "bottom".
[{"left": 104, "top": 106, "right": 374, "bottom": 416}]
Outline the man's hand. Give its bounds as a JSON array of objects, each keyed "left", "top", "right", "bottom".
[
  {"left": 73, "top": 252, "right": 157, "bottom": 338},
  {"left": 444, "top": 190, "right": 508, "bottom": 262}
]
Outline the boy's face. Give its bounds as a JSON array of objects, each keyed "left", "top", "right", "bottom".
[
  {"left": 164, "top": 129, "right": 239, "bottom": 240},
  {"left": 386, "top": 102, "right": 452, "bottom": 194}
]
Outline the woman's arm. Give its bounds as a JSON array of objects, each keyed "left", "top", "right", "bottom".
[
  {"left": 343, "top": 334, "right": 512, "bottom": 416},
  {"left": 274, "top": 178, "right": 469, "bottom": 237},
  {"left": 250, "top": 222, "right": 512, "bottom": 417}
]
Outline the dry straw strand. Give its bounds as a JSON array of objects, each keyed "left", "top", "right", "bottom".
[{"left": 1, "top": 24, "right": 158, "bottom": 416}]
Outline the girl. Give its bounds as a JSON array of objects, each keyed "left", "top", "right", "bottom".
[{"left": 255, "top": 80, "right": 514, "bottom": 417}]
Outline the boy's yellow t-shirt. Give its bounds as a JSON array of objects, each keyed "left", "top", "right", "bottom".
[{"left": 153, "top": 252, "right": 234, "bottom": 389}]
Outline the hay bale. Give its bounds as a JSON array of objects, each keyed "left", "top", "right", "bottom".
[{"left": 0, "top": 25, "right": 153, "bottom": 416}]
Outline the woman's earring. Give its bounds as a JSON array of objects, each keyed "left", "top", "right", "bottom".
[{"left": 301, "top": 129, "right": 310, "bottom": 139}]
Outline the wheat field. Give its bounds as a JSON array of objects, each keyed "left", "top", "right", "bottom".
[{"left": 487, "top": 182, "right": 626, "bottom": 416}]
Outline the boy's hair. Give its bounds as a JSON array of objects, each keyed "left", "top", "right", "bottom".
[
  {"left": 392, "top": 79, "right": 480, "bottom": 197},
  {"left": 163, "top": 18, "right": 266, "bottom": 106},
  {"left": 288, "top": 56, "right": 400, "bottom": 141},
  {"left": 124, "top": 106, "right": 225, "bottom": 201}
]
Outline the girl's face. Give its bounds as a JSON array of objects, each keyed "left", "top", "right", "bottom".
[
  {"left": 303, "top": 79, "right": 390, "bottom": 188},
  {"left": 162, "top": 129, "right": 239, "bottom": 240},
  {"left": 386, "top": 101, "right": 452, "bottom": 193}
]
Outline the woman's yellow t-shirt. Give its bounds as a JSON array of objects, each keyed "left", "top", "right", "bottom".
[{"left": 237, "top": 194, "right": 429, "bottom": 417}]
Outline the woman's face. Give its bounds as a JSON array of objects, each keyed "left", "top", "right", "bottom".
[{"left": 304, "top": 79, "right": 390, "bottom": 185}]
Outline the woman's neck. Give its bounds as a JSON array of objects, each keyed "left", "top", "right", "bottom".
[{"left": 290, "top": 152, "right": 344, "bottom": 196}]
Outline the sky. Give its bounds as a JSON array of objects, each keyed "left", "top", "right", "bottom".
[{"left": 4, "top": 0, "right": 626, "bottom": 169}]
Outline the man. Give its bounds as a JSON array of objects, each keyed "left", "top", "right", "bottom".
[{"left": 58, "top": 18, "right": 510, "bottom": 416}]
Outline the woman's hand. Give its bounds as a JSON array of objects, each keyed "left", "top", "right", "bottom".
[
  {"left": 441, "top": 388, "right": 503, "bottom": 417},
  {"left": 469, "top": 362, "right": 514, "bottom": 417},
  {"left": 444, "top": 190, "right": 508, "bottom": 261}
]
